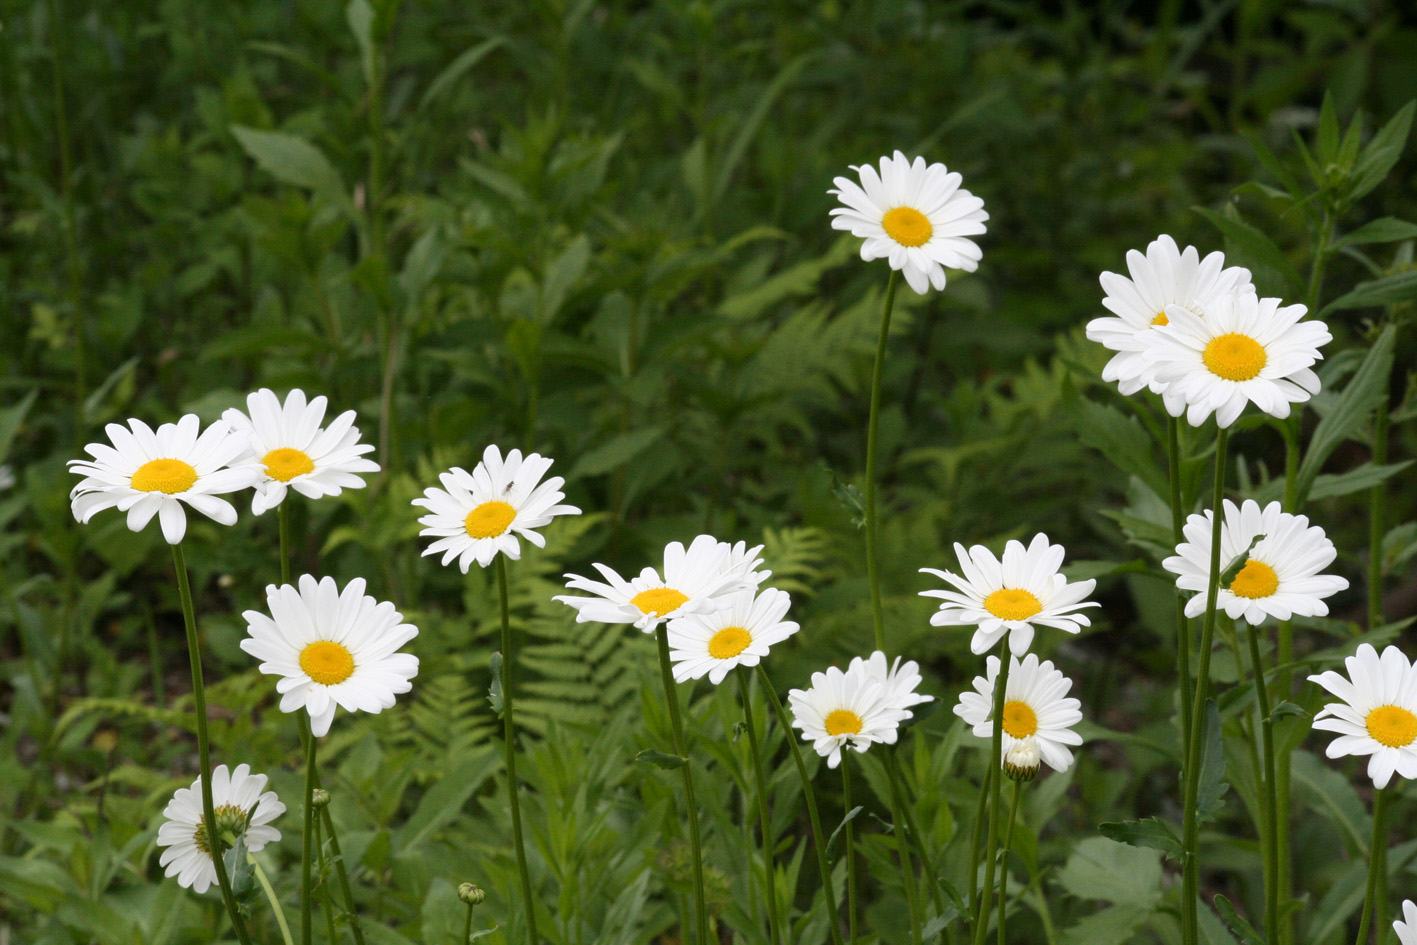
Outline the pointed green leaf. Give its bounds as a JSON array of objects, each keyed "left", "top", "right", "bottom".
[
  {"left": 1322, "top": 271, "right": 1417, "bottom": 314},
  {"left": 1074, "top": 399, "right": 1169, "bottom": 502},
  {"left": 1198, "top": 700, "right": 1228, "bottom": 822},
  {"left": 635, "top": 749, "right": 687, "bottom": 770},
  {"left": 1294, "top": 324, "right": 1395, "bottom": 505},
  {"left": 1194, "top": 206, "right": 1302, "bottom": 297},
  {"left": 232, "top": 125, "right": 345, "bottom": 197},
  {"left": 826, "top": 805, "right": 864, "bottom": 857},
  {"left": 1213, "top": 894, "right": 1268, "bottom": 945},
  {"left": 1331, "top": 218, "right": 1417, "bottom": 249},
  {"left": 1345, "top": 100, "right": 1415, "bottom": 205},
  {"left": 1098, "top": 818, "right": 1183, "bottom": 859}
]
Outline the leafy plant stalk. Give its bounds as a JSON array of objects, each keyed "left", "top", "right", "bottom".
[
  {"left": 864, "top": 269, "right": 900, "bottom": 653},
  {"left": 736, "top": 669, "right": 784, "bottom": 945},
  {"left": 495, "top": 556, "right": 540, "bottom": 944},
  {"left": 973, "top": 645, "right": 1013, "bottom": 945},
  {"left": 302, "top": 725, "right": 317, "bottom": 945},
  {"left": 1355, "top": 788, "right": 1389, "bottom": 945},
  {"left": 315, "top": 814, "right": 338, "bottom": 945},
  {"left": 654, "top": 625, "right": 708, "bottom": 945},
  {"left": 996, "top": 778, "right": 1023, "bottom": 945},
  {"left": 884, "top": 751, "right": 926, "bottom": 945},
  {"left": 320, "top": 800, "right": 367, "bottom": 945},
  {"left": 1244, "top": 620, "right": 1279, "bottom": 939},
  {"left": 844, "top": 754, "right": 858, "bottom": 945}
]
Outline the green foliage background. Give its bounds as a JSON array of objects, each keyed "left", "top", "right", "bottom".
[{"left": 2, "top": 1, "right": 1416, "bottom": 943}]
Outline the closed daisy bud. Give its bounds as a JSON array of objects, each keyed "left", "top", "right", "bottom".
[
  {"left": 1004, "top": 737, "right": 1041, "bottom": 782},
  {"left": 1308, "top": 643, "right": 1417, "bottom": 789},
  {"left": 458, "top": 882, "right": 486, "bottom": 906}
]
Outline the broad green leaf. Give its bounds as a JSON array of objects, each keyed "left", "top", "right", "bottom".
[
  {"left": 1345, "top": 100, "right": 1415, "bottom": 205},
  {"left": 1074, "top": 399, "right": 1168, "bottom": 502},
  {"left": 1306, "top": 460, "right": 1412, "bottom": 502},
  {"left": 1322, "top": 271, "right": 1417, "bottom": 314},
  {"left": 1294, "top": 323, "right": 1394, "bottom": 506},
  {"left": 1331, "top": 218, "right": 1417, "bottom": 248},
  {"left": 232, "top": 125, "right": 345, "bottom": 196},
  {"left": 1063, "top": 904, "right": 1154, "bottom": 945},
  {"left": 1214, "top": 895, "right": 1267, "bottom": 945},
  {"left": 1057, "top": 837, "right": 1163, "bottom": 906},
  {"left": 1098, "top": 818, "right": 1183, "bottom": 859},
  {"left": 1194, "top": 206, "right": 1302, "bottom": 297},
  {"left": 635, "top": 749, "right": 687, "bottom": 770},
  {"left": 0, "top": 854, "right": 81, "bottom": 911},
  {"left": 568, "top": 426, "right": 666, "bottom": 478},
  {"left": 1198, "top": 699, "right": 1228, "bottom": 822}
]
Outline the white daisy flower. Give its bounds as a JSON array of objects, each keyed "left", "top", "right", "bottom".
[
  {"left": 718, "top": 539, "right": 772, "bottom": 592},
  {"left": 68, "top": 415, "right": 261, "bottom": 544},
  {"left": 1163, "top": 498, "right": 1349, "bottom": 625},
  {"left": 1395, "top": 900, "right": 1417, "bottom": 945},
  {"left": 555, "top": 534, "right": 754, "bottom": 633},
  {"left": 1308, "top": 643, "right": 1417, "bottom": 789},
  {"left": 411, "top": 445, "right": 580, "bottom": 572},
  {"left": 851, "top": 650, "right": 933, "bottom": 718},
  {"left": 1140, "top": 291, "right": 1331, "bottom": 428},
  {"left": 1085, "top": 234, "right": 1254, "bottom": 405},
  {"left": 667, "top": 587, "right": 798, "bottom": 685},
  {"left": 919, "top": 533, "right": 1099, "bottom": 656},
  {"left": 156, "top": 763, "right": 285, "bottom": 894},
  {"left": 240, "top": 574, "right": 420, "bottom": 737},
  {"left": 829, "top": 150, "right": 988, "bottom": 295},
  {"left": 222, "top": 388, "right": 379, "bottom": 515},
  {"left": 954, "top": 653, "right": 1083, "bottom": 773},
  {"left": 788, "top": 659, "right": 909, "bottom": 768}
]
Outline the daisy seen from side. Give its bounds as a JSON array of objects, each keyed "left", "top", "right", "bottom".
[
  {"left": 156, "top": 763, "right": 284, "bottom": 894},
  {"left": 954, "top": 653, "right": 1084, "bottom": 773},
  {"left": 666, "top": 587, "right": 798, "bottom": 685},
  {"left": 788, "top": 659, "right": 909, "bottom": 768},
  {"left": 1308, "top": 643, "right": 1417, "bottom": 789}
]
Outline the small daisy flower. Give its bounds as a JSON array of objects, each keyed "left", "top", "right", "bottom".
[
  {"left": 852, "top": 650, "right": 933, "bottom": 718},
  {"left": 1308, "top": 643, "right": 1417, "bottom": 789},
  {"left": 788, "top": 659, "right": 909, "bottom": 768},
  {"left": 954, "top": 653, "right": 1083, "bottom": 773},
  {"left": 920, "top": 533, "right": 1099, "bottom": 656},
  {"left": 829, "top": 151, "right": 988, "bottom": 295},
  {"left": 1395, "top": 900, "right": 1417, "bottom": 945},
  {"left": 667, "top": 587, "right": 798, "bottom": 685},
  {"left": 1086, "top": 235, "right": 1254, "bottom": 405},
  {"left": 1164, "top": 499, "right": 1349, "bottom": 625},
  {"left": 69, "top": 415, "right": 261, "bottom": 544},
  {"left": 156, "top": 764, "right": 284, "bottom": 894},
  {"left": 1140, "top": 291, "right": 1331, "bottom": 428},
  {"left": 240, "top": 574, "right": 419, "bottom": 737},
  {"left": 555, "top": 534, "right": 756, "bottom": 633},
  {"left": 412, "top": 445, "right": 580, "bottom": 572},
  {"left": 223, "top": 388, "right": 379, "bottom": 516}
]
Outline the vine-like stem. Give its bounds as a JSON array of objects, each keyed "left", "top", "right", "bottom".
[
  {"left": 844, "top": 754, "right": 859, "bottom": 945},
  {"left": 655, "top": 625, "right": 708, "bottom": 945},
  {"left": 1355, "top": 788, "right": 1389, "bottom": 945},
  {"left": 252, "top": 857, "right": 296, "bottom": 945},
  {"left": 1167, "top": 415, "right": 1193, "bottom": 761},
  {"left": 1180, "top": 425, "right": 1229, "bottom": 945},
  {"left": 864, "top": 269, "right": 900, "bottom": 653},
  {"left": 496, "top": 557, "right": 541, "bottom": 944},
  {"left": 996, "top": 779, "right": 1023, "bottom": 945},
  {"left": 884, "top": 751, "right": 926, "bottom": 944},
  {"left": 1244, "top": 621, "right": 1279, "bottom": 940},
  {"left": 302, "top": 726, "right": 317, "bottom": 945},
  {"left": 171, "top": 543, "right": 252, "bottom": 944},
  {"left": 758, "top": 664, "right": 846, "bottom": 945},
  {"left": 973, "top": 645, "right": 1013, "bottom": 945},
  {"left": 736, "top": 670, "right": 784, "bottom": 945}
]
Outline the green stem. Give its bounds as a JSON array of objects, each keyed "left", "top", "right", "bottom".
[
  {"left": 320, "top": 801, "right": 367, "bottom": 945},
  {"left": 1168, "top": 415, "right": 1193, "bottom": 762},
  {"left": 969, "top": 760, "right": 993, "bottom": 922},
  {"left": 843, "top": 755, "right": 859, "bottom": 945},
  {"left": 736, "top": 670, "right": 784, "bottom": 945},
  {"left": 1244, "top": 621, "right": 1279, "bottom": 940},
  {"left": 279, "top": 501, "right": 292, "bottom": 586},
  {"left": 884, "top": 751, "right": 927, "bottom": 945},
  {"left": 1355, "top": 788, "right": 1389, "bottom": 945},
  {"left": 997, "top": 779, "right": 1023, "bottom": 945},
  {"left": 171, "top": 543, "right": 252, "bottom": 944},
  {"left": 496, "top": 557, "right": 540, "bottom": 944},
  {"left": 655, "top": 625, "right": 708, "bottom": 945},
  {"left": 1368, "top": 389, "right": 1389, "bottom": 630},
  {"left": 252, "top": 857, "right": 296, "bottom": 945},
  {"left": 973, "top": 646, "right": 1014, "bottom": 945},
  {"left": 1180, "top": 425, "right": 1230, "bottom": 945},
  {"left": 315, "top": 813, "right": 339, "bottom": 945},
  {"left": 864, "top": 269, "right": 900, "bottom": 653},
  {"left": 464, "top": 899, "right": 475, "bottom": 945},
  {"left": 1278, "top": 414, "right": 1300, "bottom": 945},
  {"left": 302, "top": 726, "right": 317, "bottom": 945},
  {"left": 758, "top": 665, "right": 846, "bottom": 945}
]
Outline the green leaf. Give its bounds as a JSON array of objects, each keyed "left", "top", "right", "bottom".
[
  {"left": 1057, "top": 837, "right": 1163, "bottom": 907},
  {"left": 346, "top": 0, "right": 375, "bottom": 85},
  {"left": 1219, "top": 533, "right": 1266, "bottom": 586},
  {"left": 1383, "top": 522, "right": 1417, "bottom": 576},
  {"left": 0, "top": 389, "right": 38, "bottom": 462},
  {"left": 232, "top": 125, "right": 345, "bottom": 196},
  {"left": 420, "top": 38, "right": 506, "bottom": 110},
  {"left": 223, "top": 836, "right": 258, "bottom": 910},
  {"left": 1213, "top": 894, "right": 1268, "bottom": 945},
  {"left": 1345, "top": 100, "right": 1415, "bottom": 205},
  {"left": 826, "top": 805, "right": 864, "bottom": 857},
  {"left": 487, "top": 652, "right": 504, "bottom": 716},
  {"left": 635, "top": 749, "right": 687, "bottom": 770},
  {"left": 1322, "top": 271, "right": 1417, "bottom": 314},
  {"left": 1306, "top": 461, "right": 1412, "bottom": 502},
  {"left": 922, "top": 906, "right": 961, "bottom": 938},
  {"left": 394, "top": 751, "right": 497, "bottom": 856},
  {"left": 1074, "top": 399, "right": 1168, "bottom": 502},
  {"left": 1098, "top": 818, "right": 1183, "bottom": 859},
  {"left": 1268, "top": 701, "right": 1308, "bottom": 723},
  {"left": 1063, "top": 905, "right": 1155, "bottom": 945},
  {"left": 1198, "top": 700, "right": 1228, "bottom": 823},
  {"left": 826, "top": 466, "right": 866, "bottom": 529},
  {"left": 1194, "top": 206, "right": 1303, "bottom": 297},
  {"left": 1294, "top": 324, "right": 1395, "bottom": 506},
  {"left": 1331, "top": 218, "right": 1417, "bottom": 248},
  {"left": 1316, "top": 91, "right": 1340, "bottom": 165},
  {"left": 568, "top": 426, "right": 666, "bottom": 478}
]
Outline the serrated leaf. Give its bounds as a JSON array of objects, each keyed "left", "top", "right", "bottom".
[
  {"left": 635, "top": 749, "right": 687, "bottom": 770},
  {"left": 1198, "top": 700, "right": 1228, "bottom": 823},
  {"left": 1057, "top": 837, "right": 1163, "bottom": 907},
  {"left": 826, "top": 805, "right": 863, "bottom": 858},
  {"left": 1294, "top": 324, "right": 1395, "bottom": 506},
  {"left": 1063, "top": 904, "right": 1154, "bottom": 945},
  {"left": 1098, "top": 818, "right": 1183, "bottom": 859},
  {"left": 1345, "top": 100, "right": 1415, "bottom": 205},
  {"left": 1213, "top": 894, "right": 1267, "bottom": 945}
]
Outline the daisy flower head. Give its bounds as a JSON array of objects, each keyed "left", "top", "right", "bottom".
[
  {"left": 851, "top": 650, "right": 933, "bottom": 719},
  {"left": 829, "top": 150, "right": 988, "bottom": 295},
  {"left": 667, "top": 587, "right": 798, "bottom": 685},
  {"left": 1308, "top": 643, "right": 1417, "bottom": 789},
  {"left": 1164, "top": 498, "right": 1349, "bottom": 625},
  {"left": 223, "top": 388, "right": 379, "bottom": 516},
  {"left": 954, "top": 653, "right": 1084, "bottom": 773},
  {"left": 1395, "top": 900, "right": 1417, "bottom": 945},
  {"left": 156, "top": 764, "right": 284, "bottom": 893},
  {"left": 555, "top": 534, "right": 744, "bottom": 633},
  {"left": 788, "top": 659, "right": 909, "bottom": 768},
  {"left": 68, "top": 415, "right": 261, "bottom": 544},
  {"left": 240, "top": 574, "right": 419, "bottom": 737},
  {"left": 1086, "top": 234, "right": 1254, "bottom": 404},
  {"left": 1140, "top": 291, "right": 1331, "bottom": 428},
  {"left": 717, "top": 540, "right": 771, "bottom": 592},
  {"left": 412, "top": 445, "right": 580, "bottom": 572},
  {"left": 920, "top": 533, "right": 1099, "bottom": 656}
]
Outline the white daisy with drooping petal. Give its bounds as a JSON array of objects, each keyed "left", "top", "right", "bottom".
[
  {"left": 920, "top": 533, "right": 1099, "bottom": 656},
  {"left": 667, "top": 587, "right": 798, "bottom": 685},
  {"left": 555, "top": 534, "right": 746, "bottom": 633},
  {"left": 412, "top": 445, "right": 580, "bottom": 572},
  {"left": 240, "top": 574, "right": 420, "bottom": 737},
  {"left": 156, "top": 764, "right": 285, "bottom": 894},
  {"left": 68, "top": 415, "right": 261, "bottom": 544},
  {"left": 1395, "top": 900, "right": 1417, "bottom": 945},
  {"left": 1164, "top": 498, "right": 1349, "bottom": 625},
  {"left": 1140, "top": 291, "right": 1331, "bottom": 428},
  {"left": 222, "top": 388, "right": 379, "bottom": 516},
  {"left": 852, "top": 650, "right": 933, "bottom": 719},
  {"left": 1086, "top": 234, "right": 1254, "bottom": 406},
  {"left": 829, "top": 151, "right": 988, "bottom": 295},
  {"left": 717, "top": 540, "right": 771, "bottom": 592},
  {"left": 954, "top": 653, "right": 1083, "bottom": 773},
  {"left": 1308, "top": 643, "right": 1417, "bottom": 789},
  {"left": 788, "top": 659, "right": 910, "bottom": 768}
]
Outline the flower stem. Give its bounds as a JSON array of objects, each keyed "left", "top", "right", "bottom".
[
  {"left": 464, "top": 897, "right": 475, "bottom": 945},
  {"left": 302, "top": 725, "right": 317, "bottom": 945},
  {"left": 1355, "top": 788, "right": 1389, "bottom": 945},
  {"left": 997, "top": 778, "right": 1023, "bottom": 945},
  {"left": 1278, "top": 413, "right": 1301, "bottom": 945},
  {"left": 1369, "top": 389, "right": 1390, "bottom": 631},
  {"left": 843, "top": 754, "right": 859, "bottom": 945},
  {"left": 757, "top": 664, "right": 846, "bottom": 945},
  {"left": 736, "top": 669, "right": 784, "bottom": 945},
  {"left": 315, "top": 812, "right": 339, "bottom": 945},
  {"left": 252, "top": 857, "right": 296, "bottom": 945},
  {"left": 1180, "top": 424, "right": 1229, "bottom": 945},
  {"left": 973, "top": 645, "right": 1014, "bottom": 945},
  {"left": 320, "top": 799, "right": 367, "bottom": 945},
  {"left": 969, "top": 757, "right": 994, "bottom": 923},
  {"left": 865, "top": 268, "right": 900, "bottom": 653},
  {"left": 1168, "top": 415, "right": 1193, "bottom": 761},
  {"left": 171, "top": 542, "right": 252, "bottom": 945},
  {"left": 278, "top": 501, "right": 292, "bottom": 586},
  {"left": 1244, "top": 621, "right": 1279, "bottom": 940},
  {"left": 654, "top": 625, "right": 708, "bottom": 945},
  {"left": 495, "top": 556, "right": 541, "bottom": 944},
  {"left": 884, "top": 751, "right": 927, "bottom": 945}
]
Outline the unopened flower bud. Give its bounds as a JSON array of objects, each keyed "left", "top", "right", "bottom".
[
  {"left": 311, "top": 789, "right": 331, "bottom": 808},
  {"left": 458, "top": 882, "right": 485, "bottom": 906},
  {"left": 1003, "top": 738, "right": 1040, "bottom": 783}
]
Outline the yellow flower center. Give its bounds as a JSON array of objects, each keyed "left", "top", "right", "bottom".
[
  {"left": 1151, "top": 311, "right": 1169, "bottom": 326},
  {"left": 983, "top": 588, "right": 1042, "bottom": 622},
  {"left": 1202, "top": 332, "right": 1267, "bottom": 381},
  {"left": 1365, "top": 705, "right": 1417, "bottom": 748},
  {"left": 825, "top": 708, "right": 863, "bottom": 737},
  {"left": 1229, "top": 559, "right": 1279, "bottom": 599},
  {"left": 1001, "top": 700, "right": 1039, "bottom": 738},
  {"left": 262, "top": 447, "right": 315, "bottom": 482},
  {"left": 464, "top": 500, "right": 517, "bottom": 539},
  {"left": 882, "top": 206, "right": 933, "bottom": 247},
  {"left": 299, "top": 640, "right": 355, "bottom": 686},
  {"left": 130, "top": 458, "right": 197, "bottom": 494},
  {"left": 708, "top": 626, "right": 752, "bottom": 660},
  {"left": 630, "top": 587, "right": 690, "bottom": 616},
  {"left": 193, "top": 804, "right": 248, "bottom": 856}
]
